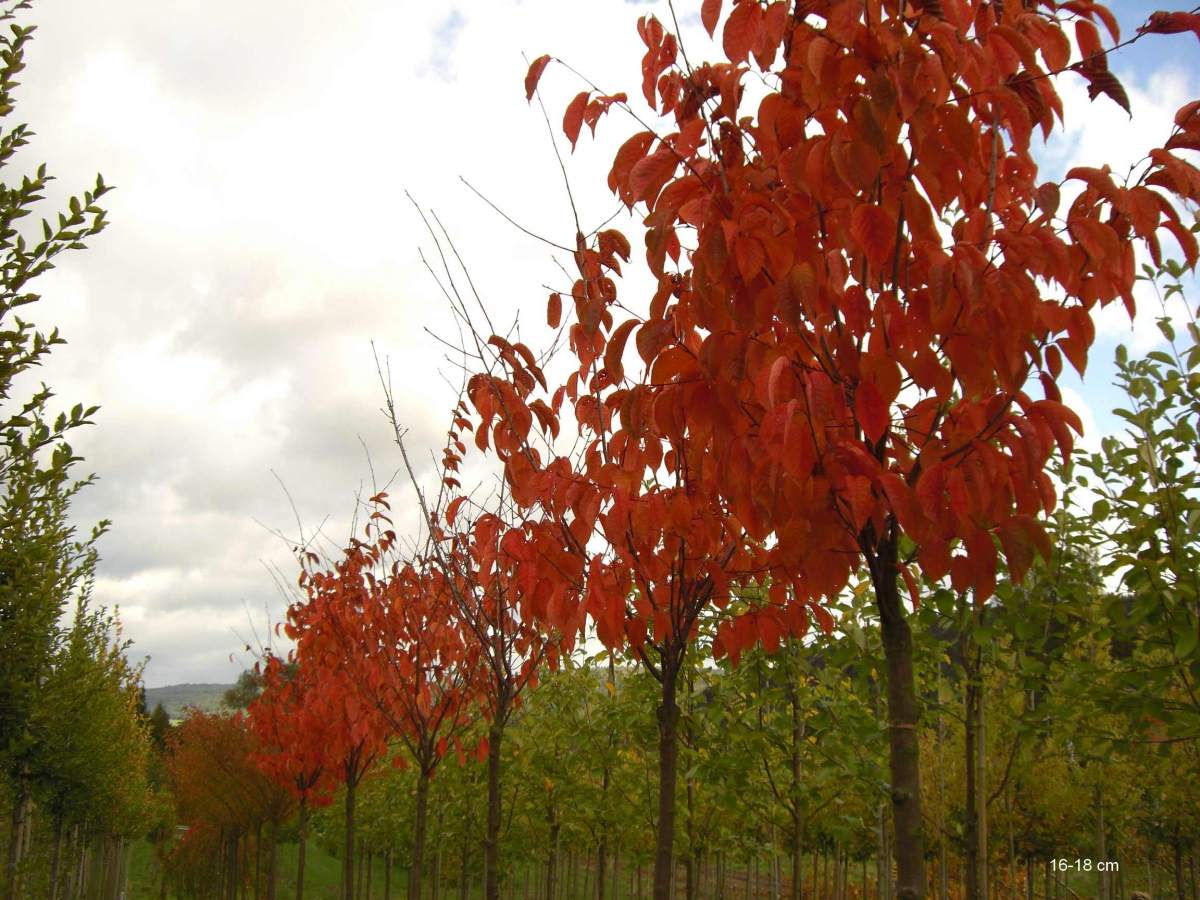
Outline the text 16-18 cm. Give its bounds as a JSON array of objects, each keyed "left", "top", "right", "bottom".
[{"left": 1052, "top": 860, "right": 1120, "bottom": 873}]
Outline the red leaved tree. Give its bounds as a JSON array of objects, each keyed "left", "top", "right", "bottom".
[
  {"left": 245, "top": 656, "right": 338, "bottom": 900},
  {"left": 286, "top": 539, "right": 391, "bottom": 900},
  {"left": 457, "top": 2, "right": 1200, "bottom": 899},
  {"left": 384, "top": 379, "right": 572, "bottom": 900},
  {"left": 166, "top": 710, "right": 295, "bottom": 900}
]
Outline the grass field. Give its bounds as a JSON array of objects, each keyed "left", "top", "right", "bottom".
[{"left": 126, "top": 837, "right": 396, "bottom": 899}]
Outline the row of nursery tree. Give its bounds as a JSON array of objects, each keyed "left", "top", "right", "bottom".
[
  {"left": 3, "top": 0, "right": 1198, "bottom": 898},
  {"left": 0, "top": 3, "right": 165, "bottom": 899},
  {"left": 165, "top": 0, "right": 1200, "bottom": 898}
]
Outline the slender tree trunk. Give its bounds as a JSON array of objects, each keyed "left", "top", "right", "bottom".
[
  {"left": 410, "top": 767, "right": 432, "bottom": 900},
  {"left": 977, "top": 682, "right": 987, "bottom": 900},
  {"left": 654, "top": 658, "right": 682, "bottom": 900},
  {"left": 1095, "top": 788, "right": 1106, "bottom": 900},
  {"left": 297, "top": 800, "right": 309, "bottom": 900},
  {"left": 49, "top": 817, "right": 65, "bottom": 900},
  {"left": 346, "top": 777, "right": 358, "bottom": 900},
  {"left": 1024, "top": 860, "right": 1032, "bottom": 900},
  {"left": 873, "top": 544, "right": 926, "bottom": 900},
  {"left": 1173, "top": 835, "right": 1184, "bottom": 900},
  {"left": 546, "top": 803, "right": 561, "bottom": 900},
  {"left": 964, "top": 639, "right": 979, "bottom": 900},
  {"left": 267, "top": 825, "right": 278, "bottom": 900},
  {"left": 255, "top": 825, "right": 263, "bottom": 900},
  {"left": 4, "top": 780, "right": 29, "bottom": 900},
  {"left": 938, "top": 710, "right": 948, "bottom": 900},
  {"left": 600, "top": 652, "right": 614, "bottom": 900},
  {"left": 1005, "top": 793, "right": 1016, "bottom": 900},
  {"left": 486, "top": 722, "right": 506, "bottom": 900}
]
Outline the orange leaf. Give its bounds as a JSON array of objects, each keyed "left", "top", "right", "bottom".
[
  {"left": 445, "top": 496, "right": 467, "bottom": 525},
  {"left": 563, "top": 91, "right": 590, "bottom": 150},
  {"left": 702, "top": 0, "right": 722, "bottom": 37},
  {"left": 524, "top": 55, "right": 551, "bottom": 101},
  {"left": 604, "top": 319, "right": 639, "bottom": 383},
  {"left": 1075, "top": 19, "right": 1103, "bottom": 61},
  {"left": 723, "top": 0, "right": 762, "bottom": 64},
  {"left": 855, "top": 380, "right": 889, "bottom": 444},
  {"left": 629, "top": 147, "right": 678, "bottom": 208},
  {"left": 548, "top": 292, "right": 563, "bottom": 329},
  {"left": 850, "top": 204, "right": 895, "bottom": 268}
]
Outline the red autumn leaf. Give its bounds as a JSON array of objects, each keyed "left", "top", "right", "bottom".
[
  {"left": 1140, "top": 10, "right": 1200, "bottom": 41},
  {"left": 855, "top": 380, "right": 889, "bottom": 444},
  {"left": 445, "top": 495, "right": 467, "bottom": 525},
  {"left": 547, "top": 292, "right": 563, "bottom": 328},
  {"left": 702, "top": 0, "right": 722, "bottom": 37},
  {"left": 524, "top": 54, "right": 551, "bottom": 101},
  {"left": 1075, "top": 19, "right": 1103, "bottom": 61},
  {"left": 628, "top": 147, "right": 679, "bottom": 207},
  {"left": 563, "top": 90, "right": 590, "bottom": 150},
  {"left": 722, "top": 0, "right": 762, "bottom": 65},
  {"left": 604, "top": 319, "right": 639, "bottom": 383},
  {"left": 850, "top": 203, "right": 895, "bottom": 267}
]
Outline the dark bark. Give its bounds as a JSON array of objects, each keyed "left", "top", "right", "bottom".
[
  {"left": 791, "top": 677, "right": 803, "bottom": 900},
  {"left": 1174, "top": 835, "right": 1185, "bottom": 900},
  {"left": 485, "top": 723, "right": 505, "bottom": 900},
  {"left": 964, "top": 640, "right": 980, "bottom": 900},
  {"left": 654, "top": 657, "right": 681, "bottom": 900},
  {"left": 4, "top": 781, "right": 29, "bottom": 900},
  {"left": 297, "top": 800, "right": 309, "bottom": 900},
  {"left": 49, "top": 817, "right": 65, "bottom": 900},
  {"left": 546, "top": 802, "right": 560, "bottom": 900},
  {"left": 410, "top": 767, "right": 432, "bottom": 900},
  {"left": 266, "top": 826, "right": 278, "bottom": 900},
  {"left": 345, "top": 777, "right": 358, "bottom": 900},
  {"left": 873, "top": 538, "right": 926, "bottom": 900}
]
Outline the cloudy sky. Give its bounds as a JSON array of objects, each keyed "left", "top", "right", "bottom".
[{"left": 15, "top": 1, "right": 1200, "bottom": 687}]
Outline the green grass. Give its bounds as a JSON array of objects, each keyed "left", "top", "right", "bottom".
[{"left": 127, "top": 837, "right": 398, "bottom": 899}]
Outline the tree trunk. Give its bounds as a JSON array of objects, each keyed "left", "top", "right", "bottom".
[
  {"left": 600, "top": 653, "right": 613, "bottom": 900},
  {"left": 654, "top": 658, "right": 682, "bottom": 900},
  {"left": 936, "top": 706, "right": 948, "bottom": 900},
  {"left": 1095, "top": 788, "right": 1106, "bottom": 900},
  {"left": 410, "top": 768, "right": 432, "bottom": 900},
  {"left": 255, "top": 825, "right": 263, "bottom": 900},
  {"left": 297, "top": 800, "right": 309, "bottom": 900},
  {"left": 977, "top": 681, "right": 987, "bottom": 900},
  {"left": 4, "top": 781, "right": 29, "bottom": 900},
  {"left": 346, "top": 777, "right": 358, "bottom": 900},
  {"left": 49, "top": 817, "right": 65, "bottom": 900},
  {"left": 546, "top": 803, "right": 560, "bottom": 900},
  {"left": 964, "top": 634, "right": 980, "bottom": 900},
  {"left": 485, "top": 724, "right": 505, "bottom": 900},
  {"left": 1174, "top": 835, "right": 1184, "bottom": 900},
  {"left": 874, "top": 544, "right": 926, "bottom": 900},
  {"left": 267, "top": 826, "right": 278, "bottom": 900}
]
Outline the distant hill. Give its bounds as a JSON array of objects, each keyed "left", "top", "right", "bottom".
[{"left": 144, "top": 683, "right": 232, "bottom": 720}]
